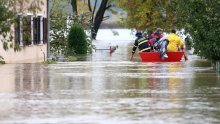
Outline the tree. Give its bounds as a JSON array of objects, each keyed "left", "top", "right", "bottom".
[
  {"left": 175, "top": 0, "right": 220, "bottom": 61},
  {"left": 89, "top": 0, "right": 112, "bottom": 39},
  {"left": 0, "top": 0, "right": 14, "bottom": 32},
  {"left": 0, "top": 0, "right": 15, "bottom": 50},
  {"left": 0, "top": 0, "right": 14, "bottom": 46},
  {"left": 50, "top": 0, "right": 69, "bottom": 55},
  {"left": 117, "top": 0, "right": 220, "bottom": 61},
  {"left": 117, "top": 0, "right": 176, "bottom": 32},
  {"left": 71, "top": 0, "right": 77, "bottom": 14},
  {"left": 50, "top": 0, "right": 93, "bottom": 56},
  {"left": 67, "top": 23, "right": 88, "bottom": 55},
  {"left": 70, "top": 0, "right": 112, "bottom": 39}
]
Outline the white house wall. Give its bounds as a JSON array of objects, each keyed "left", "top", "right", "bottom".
[
  {"left": 0, "top": 43, "right": 47, "bottom": 63},
  {"left": 0, "top": 0, "right": 48, "bottom": 63}
]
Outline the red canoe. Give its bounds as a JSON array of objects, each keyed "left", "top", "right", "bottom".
[{"left": 139, "top": 51, "right": 185, "bottom": 62}]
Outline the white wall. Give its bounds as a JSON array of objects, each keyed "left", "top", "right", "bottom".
[
  {"left": 0, "top": 44, "right": 47, "bottom": 63},
  {"left": 0, "top": 0, "right": 48, "bottom": 63}
]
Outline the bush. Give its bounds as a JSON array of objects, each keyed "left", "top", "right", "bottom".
[
  {"left": 0, "top": 55, "right": 5, "bottom": 64},
  {"left": 66, "top": 23, "right": 88, "bottom": 55},
  {"left": 176, "top": 0, "right": 220, "bottom": 61}
]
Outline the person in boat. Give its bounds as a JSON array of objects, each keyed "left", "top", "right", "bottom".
[
  {"left": 154, "top": 36, "right": 169, "bottom": 59},
  {"left": 149, "top": 28, "right": 164, "bottom": 44},
  {"left": 167, "top": 29, "right": 185, "bottom": 52},
  {"left": 132, "top": 32, "right": 151, "bottom": 54},
  {"left": 148, "top": 28, "right": 164, "bottom": 51}
]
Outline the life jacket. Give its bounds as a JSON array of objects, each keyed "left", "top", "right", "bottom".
[
  {"left": 167, "top": 33, "right": 184, "bottom": 51},
  {"left": 136, "top": 37, "right": 151, "bottom": 52}
]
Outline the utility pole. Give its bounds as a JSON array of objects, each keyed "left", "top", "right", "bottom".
[{"left": 47, "top": 0, "right": 50, "bottom": 60}]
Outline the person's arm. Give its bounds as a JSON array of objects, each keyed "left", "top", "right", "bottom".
[{"left": 132, "top": 39, "right": 138, "bottom": 53}]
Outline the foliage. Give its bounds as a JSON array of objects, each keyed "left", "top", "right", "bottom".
[
  {"left": 14, "top": 44, "right": 22, "bottom": 52},
  {"left": 0, "top": 0, "right": 43, "bottom": 51},
  {"left": 3, "top": 42, "right": 9, "bottom": 51},
  {"left": 175, "top": 0, "right": 220, "bottom": 61},
  {"left": 66, "top": 23, "right": 88, "bottom": 55},
  {"left": 22, "top": 16, "right": 32, "bottom": 45},
  {"left": 41, "top": 60, "right": 56, "bottom": 64},
  {"left": 0, "top": 55, "right": 5, "bottom": 64},
  {"left": 70, "top": 13, "right": 94, "bottom": 53},
  {"left": 50, "top": 0, "right": 93, "bottom": 57},
  {"left": 116, "top": 0, "right": 176, "bottom": 32},
  {"left": 0, "top": 0, "right": 15, "bottom": 48},
  {"left": 117, "top": 0, "right": 220, "bottom": 61},
  {"left": 70, "top": 0, "right": 113, "bottom": 39},
  {"left": 50, "top": 0, "right": 69, "bottom": 56},
  {"left": 67, "top": 56, "right": 77, "bottom": 61}
]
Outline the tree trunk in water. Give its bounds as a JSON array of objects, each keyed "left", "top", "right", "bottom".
[
  {"left": 91, "top": 0, "right": 109, "bottom": 39},
  {"left": 71, "top": 0, "right": 77, "bottom": 15}
]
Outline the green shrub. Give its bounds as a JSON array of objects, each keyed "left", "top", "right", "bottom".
[
  {"left": 41, "top": 60, "right": 56, "bottom": 64},
  {"left": 66, "top": 23, "right": 88, "bottom": 55},
  {"left": 0, "top": 55, "right": 5, "bottom": 64}
]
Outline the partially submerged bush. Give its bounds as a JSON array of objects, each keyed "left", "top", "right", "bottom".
[{"left": 66, "top": 23, "right": 88, "bottom": 55}]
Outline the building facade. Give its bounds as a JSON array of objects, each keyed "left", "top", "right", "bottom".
[{"left": 0, "top": 0, "right": 48, "bottom": 63}]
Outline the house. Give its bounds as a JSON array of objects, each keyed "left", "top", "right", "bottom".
[{"left": 0, "top": 0, "right": 49, "bottom": 63}]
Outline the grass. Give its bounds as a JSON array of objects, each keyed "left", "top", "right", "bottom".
[{"left": 41, "top": 60, "right": 56, "bottom": 64}]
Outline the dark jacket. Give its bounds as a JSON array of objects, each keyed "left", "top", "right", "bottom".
[{"left": 132, "top": 32, "right": 151, "bottom": 53}]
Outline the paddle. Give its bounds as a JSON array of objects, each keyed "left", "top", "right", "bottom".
[
  {"left": 130, "top": 52, "right": 134, "bottom": 61},
  {"left": 183, "top": 52, "right": 188, "bottom": 61}
]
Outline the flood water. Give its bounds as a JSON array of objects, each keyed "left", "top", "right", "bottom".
[{"left": 0, "top": 39, "right": 220, "bottom": 123}]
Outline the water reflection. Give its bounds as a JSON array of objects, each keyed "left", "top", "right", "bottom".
[
  {"left": 14, "top": 64, "right": 49, "bottom": 93},
  {"left": 0, "top": 42, "right": 220, "bottom": 123}
]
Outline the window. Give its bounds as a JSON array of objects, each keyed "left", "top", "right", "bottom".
[
  {"left": 22, "top": 16, "right": 32, "bottom": 45},
  {"left": 14, "top": 15, "right": 21, "bottom": 45},
  {"left": 14, "top": 14, "right": 48, "bottom": 46},
  {"left": 33, "top": 17, "right": 40, "bottom": 44},
  {"left": 43, "top": 18, "right": 48, "bottom": 44}
]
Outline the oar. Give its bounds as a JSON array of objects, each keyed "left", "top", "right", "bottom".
[
  {"left": 183, "top": 52, "right": 188, "bottom": 61},
  {"left": 130, "top": 53, "right": 134, "bottom": 61}
]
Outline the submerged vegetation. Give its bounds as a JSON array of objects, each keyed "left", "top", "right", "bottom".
[{"left": 66, "top": 23, "right": 88, "bottom": 55}]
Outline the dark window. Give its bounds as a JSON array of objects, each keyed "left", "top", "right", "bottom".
[
  {"left": 22, "top": 16, "right": 32, "bottom": 45},
  {"left": 33, "top": 17, "right": 38, "bottom": 44},
  {"left": 37, "top": 16, "right": 41, "bottom": 44},
  {"left": 43, "top": 18, "right": 48, "bottom": 44},
  {"left": 33, "top": 17, "right": 41, "bottom": 44},
  {"left": 14, "top": 15, "right": 21, "bottom": 45}
]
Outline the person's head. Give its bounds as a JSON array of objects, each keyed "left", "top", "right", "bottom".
[
  {"left": 156, "top": 28, "right": 163, "bottom": 35},
  {"left": 135, "top": 32, "right": 142, "bottom": 37},
  {"left": 171, "top": 29, "right": 176, "bottom": 33}
]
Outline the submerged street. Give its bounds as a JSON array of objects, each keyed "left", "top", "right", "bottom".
[{"left": 0, "top": 31, "right": 220, "bottom": 123}]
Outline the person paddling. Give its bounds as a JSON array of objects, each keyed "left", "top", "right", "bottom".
[
  {"left": 167, "top": 29, "right": 184, "bottom": 52},
  {"left": 167, "top": 29, "right": 188, "bottom": 60},
  {"left": 130, "top": 32, "right": 151, "bottom": 60}
]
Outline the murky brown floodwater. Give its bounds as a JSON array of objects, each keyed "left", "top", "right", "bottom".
[{"left": 0, "top": 40, "right": 220, "bottom": 124}]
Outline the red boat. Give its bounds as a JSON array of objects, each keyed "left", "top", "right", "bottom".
[{"left": 139, "top": 51, "right": 185, "bottom": 62}]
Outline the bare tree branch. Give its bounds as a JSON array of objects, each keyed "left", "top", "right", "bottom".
[
  {"left": 106, "top": 4, "right": 111, "bottom": 10},
  {"left": 102, "top": 16, "right": 110, "bottom": 21},
  {"left": 92, "top": 0, "right": 98, "bottom": 23},
  {"left": 71, "top": 0, "right": 77, "bottom": 15},
  {"left": 88, "top": 0, "right": 92, "bottom": 12}
]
